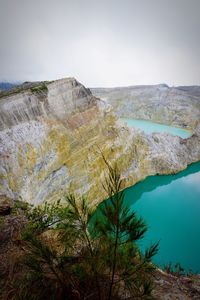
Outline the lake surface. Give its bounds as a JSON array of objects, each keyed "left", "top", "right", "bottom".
[
  {"left": 120, "top": 118, "right": 192, "bottom": 139},
  {"left": 96, "top": 161, "right": 200, "bottom": 273}
]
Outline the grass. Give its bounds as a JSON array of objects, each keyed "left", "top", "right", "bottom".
[{"left": 0, "top": 81, "right": 53, "bottom": 100}]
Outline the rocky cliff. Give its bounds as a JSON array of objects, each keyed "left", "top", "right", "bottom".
[
  {"left": 0, "top": 78, "right": 200, "bottom": 206},
  {"left": 0, "top": 78, "right": 136, "bottom": 205},
  {"left": 177, "top": 85, "right": 200, "bottom": 98},
  {"left": 91, "top": 84, "right": 200, "bottom": 130}
]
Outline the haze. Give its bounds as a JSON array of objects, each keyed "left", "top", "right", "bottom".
[{"left": 0, "top": 0, "right": 200, "bottom": 87}]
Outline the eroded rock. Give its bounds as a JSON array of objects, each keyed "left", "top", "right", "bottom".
[{"left": 0, "top": 78, "right": 200, "bottom": 206}]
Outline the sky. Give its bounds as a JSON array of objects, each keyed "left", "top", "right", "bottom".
[{"left": 0, "top": 0, "right": 200, "bottom": 87}]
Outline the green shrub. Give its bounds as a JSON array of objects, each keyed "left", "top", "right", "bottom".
[{"left": 1, "top": 161, "right": 158, "bottom": 300}]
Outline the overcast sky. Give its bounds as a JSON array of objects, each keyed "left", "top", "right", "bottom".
[{"left": 0, "top": 0, "right": 200, "bottom": 87}]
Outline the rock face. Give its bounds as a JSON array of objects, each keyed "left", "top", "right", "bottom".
[
  {"left": 0, "top": 78, "right": 200, "bottom": 206},
  {"left": 122, "top": 124, "right": 200, "bottom": 186},
  {"left": 91, "top": 84, "right": 200, "bottom": 130},
  {"left": 177, "top": 85, "right": 200, "bottom": 98},
  {"left": 0, "top": 78, "right": 136, "bottom": 205}
]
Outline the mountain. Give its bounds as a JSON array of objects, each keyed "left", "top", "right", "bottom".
[
  {"left": 0, "top": 78, "right": 136, "bottom": 205},
  {"left": 0, "top": 82, "right": 19, "bottom": 91},
  {"left": 0, "top": 78, "right": 200, "bottom": 206},
  {"left": 91, "top": 84, "right": 200, "bottom": 130}
]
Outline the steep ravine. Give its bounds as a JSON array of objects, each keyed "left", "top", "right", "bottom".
[{"left": 0, "top": 78, "right": 200, "bottom": 206}]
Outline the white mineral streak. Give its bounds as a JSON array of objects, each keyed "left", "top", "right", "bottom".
[{"left": 0, "top": 78, "right": 199, "bottom": 205}]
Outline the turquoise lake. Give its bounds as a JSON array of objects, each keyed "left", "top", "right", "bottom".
[
  {"left": 120, "top": 118, "right": 192, "bottom": 139},
  {"left": 95, "top": 161, "right": 200, "bottom": 273}
]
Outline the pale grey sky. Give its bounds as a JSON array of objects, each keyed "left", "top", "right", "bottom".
[{"left": 0, "top": 0, "right": 200, "bottom": 87}]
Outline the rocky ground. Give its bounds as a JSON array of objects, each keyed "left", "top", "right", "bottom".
[{"left": 153, "top": 269, "right": 200, "bottom": 300}]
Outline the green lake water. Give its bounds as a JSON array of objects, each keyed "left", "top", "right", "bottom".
[
  {"left": 120, "top": 118, "right": 192, "bottom": 139},
  {"left": 95, "top": 161, "right": 200, "bottom": 273}
]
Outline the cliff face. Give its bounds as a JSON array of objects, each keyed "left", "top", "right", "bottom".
[
  {"left": 177, "top": 85, "right": 200, "bottom": 98},
  {"left": 122, "top": 124, "right": 200, "bottom": 186},
  {"left": 91, "top": 84, "right": 200, "bottom": 130},
  {"left": 0, "top": 78, "right": 136, "bottom": 205},
  {"left": 0, "top": 78, "right": 200, "bottom": 206}
]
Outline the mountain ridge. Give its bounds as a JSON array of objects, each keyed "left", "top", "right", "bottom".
[
  {"left": 0, "top": 77, "right": 200, "bottom": 206},
  {"left": 91, "top": 84, "right": 200, "bottom": 130}
]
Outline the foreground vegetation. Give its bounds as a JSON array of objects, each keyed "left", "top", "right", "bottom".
[{"left": 0, "top": 162, "right": 158, "bottom": 300}]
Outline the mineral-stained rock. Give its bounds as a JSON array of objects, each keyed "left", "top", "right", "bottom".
[
  {"left": 0, "top": 78, "right": 136, "bottom": 205},
  {"left": 0, "top": 78, "right": 200, "bottom": 206},
  {"left": 91, "top": 84, "right": 200, "bottom": 130}
]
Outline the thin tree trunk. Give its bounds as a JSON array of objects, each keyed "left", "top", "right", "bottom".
[{"left": 108, "top": 214, "right": 119, "bottom": 300}]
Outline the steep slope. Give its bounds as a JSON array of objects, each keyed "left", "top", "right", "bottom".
[
  {"left": 0, "top": 78, "right": 200, "bottom": 206},
  {"left": 177, "top": 85, "right": 200, "bottom": 98},
  {"left": 91, "top": 84, "right": 200, "bottom": 130},
  {"left": 0, "top": 78, "right": 136, "bottom": 205}
]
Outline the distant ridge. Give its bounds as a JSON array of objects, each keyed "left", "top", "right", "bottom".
[
  {"left": 1, "top": 81, "right": 200, "bottom": 98},
  {"left": 91, "top": 84, "right": 200, "bottom": 100},
  {"left": 0, "top": 82, "right": 19, "bottom": 91},
  {"left": 91, "top": 83, "right": 200, "bottom": 130},
  {"left": 177, "top": 86, "right": 200, "bottom": 98}
]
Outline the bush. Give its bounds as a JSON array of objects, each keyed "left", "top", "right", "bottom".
[{"left": 0, "top": 161, "right": 158, "bottom": 300}]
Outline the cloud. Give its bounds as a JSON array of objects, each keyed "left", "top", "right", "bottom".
[{"left": 0, "top": 0, "right": 200, "bottom": 86}]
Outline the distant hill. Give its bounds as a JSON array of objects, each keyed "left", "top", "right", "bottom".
[
  {"left": 91, "top": 84, "right": 200, "bottom": 130},
  {"left": 0, "top": 82, "right": 19, "bottom": 91}
]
